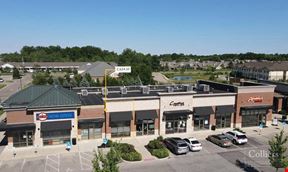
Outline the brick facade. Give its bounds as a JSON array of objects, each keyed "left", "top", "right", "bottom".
[
  {"left": 6, "top": 110, "right": 33, "bottom": 124},
  {"left": 235, "top": 92, "right": 274, "bottom": 127}
]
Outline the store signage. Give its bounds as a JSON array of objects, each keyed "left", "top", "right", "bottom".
[
  {"left": 169, "top": 101, "right": 185, "bottom": 107},
  {"left": 115, "top": 66, "right": 131, "bottom": 73},
  {"left": 248, "top": 96, "right": 263, "bottom": 103},
  {"left": 38, "top": 112, "right": 48, "bottom": 121},
  {"left": 36, "top": 112, "right": 74, "bottom": 121}
]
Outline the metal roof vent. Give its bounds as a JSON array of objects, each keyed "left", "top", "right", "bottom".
[
  {"left": 184, "top": 85, "right": 193, "bottom": 92},
  {"left": 141, "top": 86, "right": 150, "bottom": 94},
  {"left": 101, "top": 88, "right": 108, "bottom": 96},
  {"left": 198, "top": 84, "right": 210, "bottom": 92},
  {"left": 81, "top": 89, "right": 88, "bottom": 96},
  {"left": 120, "top": 87, "right": 127, "bottom": 94},
  {"left": 167, "top": 86, "right": 174, "bottom": 93}
]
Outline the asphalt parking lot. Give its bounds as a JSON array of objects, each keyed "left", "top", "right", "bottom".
[
  {"left": 0, "top": 152, "right": 95, "bottom": 172},
  {"left": 0, "top": 130, "right": 285, "bottom": 172}
]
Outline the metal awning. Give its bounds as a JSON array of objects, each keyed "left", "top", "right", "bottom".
[
  {"left": 194, "top": 106, "right": 214, "bottom": 116},
  {"left": 78, "top": 118, "right": 104, "bottom": 128},
  {"left": 110, "top": 111, "right": 133, "bottom": 122},
  {"left": 241, "top": 105, "right": 272, "bottom": 110},
  {"left": 78, "top": 118, "right": 104, "bottom": 123},
  {"left": 0, "top": 122, "right": 36, "bottom": 132},
  {"left": 136, "top": 110, "right": 157, "bottom": 120},
  {"left": 41, "top": 120, "right": 71, "bottom": 131},
  {"left": 163, "top": 110, "right": 192, "bottom": 120},
  {"left": 216, "top": 105, "right": 235, "bottom": 114}
]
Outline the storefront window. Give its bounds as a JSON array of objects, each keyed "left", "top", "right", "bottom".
[
  {"left": 194, "top": 115, "right": 210, "bottom": 131},
  {"left": 80, "top": 123, "right": 102, "bottom": 140},
  {"left": 42, "top": 130, "right": 70, "bottom": 146},
  {"left": 136, "top": 120, "right": 155, "bottom": 136},
  {"left": 241, "top": 109, "right": 267, "bottom": 127},
  {"left": 111, "top": 121, "right": 130, "bottom": 137},
  {"left": 13, "top": 131, "right": 34, "bottom": 147},
  {"left": 165, "top": 119, "right": 187, "bottom": 134},
  {"left": 215, "top": 113, "right": 231, "bottom": 128}
]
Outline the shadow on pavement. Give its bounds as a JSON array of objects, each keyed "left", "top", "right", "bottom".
[{"left": 235, "top": 159, "right": 259, "bottom": 172}]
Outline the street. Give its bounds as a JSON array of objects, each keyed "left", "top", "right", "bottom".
[{"left": 0, "top": 73, "right": 32, "bottom": 102}]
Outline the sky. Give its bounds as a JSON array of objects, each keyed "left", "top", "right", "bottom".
[{"left": 0, "top": 0, "right": 287, "bottom": 55}]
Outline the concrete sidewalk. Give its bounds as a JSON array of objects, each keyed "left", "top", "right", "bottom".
[{"left": 0, "top": 139, "right": 100, "bottom": 161}]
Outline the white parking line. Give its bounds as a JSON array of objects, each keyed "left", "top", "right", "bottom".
[
  {"left": 20, "top": 159, "right": 26, "bottom": 172},
  {"left": 45, "top": 154, "right": 60, "bottom": 172},
  {"left": 79, "top": 152, "right": 93, "bottom": 170}
]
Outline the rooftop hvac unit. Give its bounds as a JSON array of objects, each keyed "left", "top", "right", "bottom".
[
  {"left": 184, "top": 85, "right": 193, "bottom": 92},
  {"left": 81, "top": 89, "right": 88, "bottom": 96},
  {"left": 167, "top": 86, "right": 174, "bottom": 93},
  {"left": 141, "top": 86, "right": 150, "bottom": 94},
  {"left": 120, "top": 87, "right": 127, "bottom": 94},
  {"left": 101, "top": 88, "right": 108, "bottom": 96},
  {"left": 198, "top": 84, "right": 210, "bottom": 92}
]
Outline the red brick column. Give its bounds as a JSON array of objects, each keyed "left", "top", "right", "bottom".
[{"left": 105, "top": 112, "right": 111, "bottom": 134}]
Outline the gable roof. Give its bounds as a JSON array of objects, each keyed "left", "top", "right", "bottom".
[
  {"left": 2, "top": 85, "right": 81, "bottom": 109},
  {"left": 83, "top": 62, "right": 114, "bottom": 77}
]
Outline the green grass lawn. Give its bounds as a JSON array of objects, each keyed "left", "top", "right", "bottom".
[
  {"left": 0, "top": 84, "right": 7, "bottom": 89},
  {"left": 161, "top": 69, "right": 231, "bottom": 83}
]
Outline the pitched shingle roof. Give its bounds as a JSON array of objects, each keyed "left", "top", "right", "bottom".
[
  {"left": 239, "top": 61, "right": 288, "bottom": 71},
  {"left": 2, "top": 85, "right": 81, "bottom": 109}
]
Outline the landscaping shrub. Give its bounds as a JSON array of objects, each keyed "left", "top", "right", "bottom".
[
  {"left": 157, "top": 136, "right": 164, "bottom": 142},
  {"left": 148, "top": 140, "right": 165, "bottom": 149},
  {"left": 146, "top": 138, "right": 169, "bottom": 159},
  {"left": 151, "top": 148, "right": 169, "bottom": 159},
  {"left": 117, "top": 143, "right": 135, "bottom": 153},
  {"left": 114, "top": 143, "right": 142, "bottom": 161},
  {"left": 121, "top": 151, "right": 142, "bottom": 161}
]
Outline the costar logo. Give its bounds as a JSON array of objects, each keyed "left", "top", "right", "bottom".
[{"left": 169, "top": 101, "right": 184, "bottom": 106}]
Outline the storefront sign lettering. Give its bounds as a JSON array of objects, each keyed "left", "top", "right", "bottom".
[
  {"left": 248, "top": 97, "right": 263, "bottom": 103},
  {"left": 36, "top": 112, "right": 74, "bottom": 120},
  {"left": 169, "top": 101, "right": 185, "bottom": 106}
]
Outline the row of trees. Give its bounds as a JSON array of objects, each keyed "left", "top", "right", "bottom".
[{"left": 1, "top": 46, "right": 288, "bottom": 63}]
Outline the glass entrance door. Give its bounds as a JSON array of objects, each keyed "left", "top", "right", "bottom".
[
  {"left": 137, "top": 120, "right": 155, "bottom": 136},
  {"left": 13, "top": 130, "right": 34, "bottom": 147},
  {"left": 194, "top": 116, "right": 210, "bottom": 131}
]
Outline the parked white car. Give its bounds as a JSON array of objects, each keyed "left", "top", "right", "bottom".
[
  {"left": 183, "top": 137, "right": 202, "bottom": 151},
  {"left": 224, "top": 131, "right": 248, "bottom": 145}
]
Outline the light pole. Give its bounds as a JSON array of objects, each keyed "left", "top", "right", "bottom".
[{"left": 103, "top": 66, "right": 131, "bottom": 140}]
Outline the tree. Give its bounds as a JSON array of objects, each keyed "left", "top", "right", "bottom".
[
  {"left": 92, "top": 147, "right": 121, "bottom": 172},
  {"left": 32, "top": 72, "right": 51, "bottom": 85},
  {"left": 79, "top": 77, "right": 90, "bottom": 87},
  {"left": 70, "top": 78, "right": 78, "bottom": 87},
  {"left": 268, "top": 130, "right": 288, "bottom": 172},
  {"left": 12, "top": 68, "right": 21, "bottom": 79}
]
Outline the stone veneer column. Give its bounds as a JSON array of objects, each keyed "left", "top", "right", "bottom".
[
  {"left": 186, "top": 114, "right": 193, "bottom": 134},
  {"left": 130, "top": 111, "right": 136, "bottom": 137},
  {"left": 266, "top": 109, "right": 273, "bottom": 126}
]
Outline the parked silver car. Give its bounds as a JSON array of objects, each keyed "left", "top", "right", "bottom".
[
  {"left": 164, "top": 137, "right": 189, "bottom": 155},
  {"left": 206, "top": 134, "right": 232, "bottom": 147}
]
